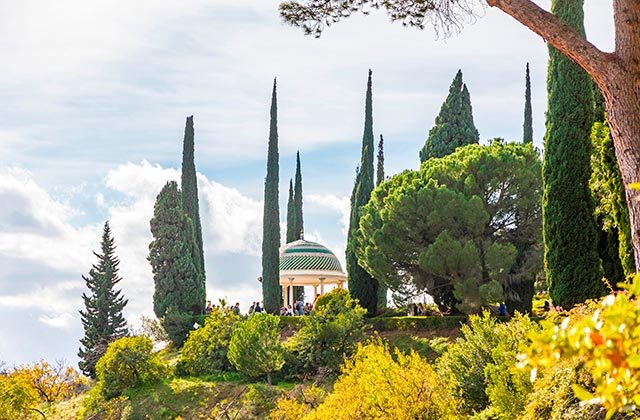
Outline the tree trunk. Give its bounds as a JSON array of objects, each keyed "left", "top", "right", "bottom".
[{"left": 602, "top": 79, "right": 640, "bottom": 270}]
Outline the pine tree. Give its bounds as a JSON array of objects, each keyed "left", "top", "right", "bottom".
[
  {"left": 286, "top": 179, "right": 296, "bottom": 243},
  {"left": 523, "top": 63, "right": 533, "bottom": 143},
  {"left": 181, "top": 115, "right": 206, "bottom": 304},
  {"left": 78, "top": 221, "right": 128, "bottom": 378},
  {"left": 262, "top": 79, "right": 281, "bottom": 314},
  {"left": 376, "top": 134, "right": 387, "bottom": 309},
  {"left": 419, "top": 70, "right": 479, "bottom": 162},
  {"left": 347, "top": 69, "right": 379, "bottom": 316},
  {"left": 544, "top": 0, "right": 605, "bottom": 308},
  {"left": 149, "top": 181, "right": 205, "bottom": 346}
]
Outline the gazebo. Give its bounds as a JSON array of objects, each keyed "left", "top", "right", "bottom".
[{"left": 279, "top": 239, "right": 347, "bottom": 306}]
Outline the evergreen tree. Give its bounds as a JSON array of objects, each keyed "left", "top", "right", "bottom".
[
  {"left": 419, "top": 70, "right": 479, "bottom": 162},
  {"left": 543, "top": 0, "right": 605, "bottom": 308},
  {"left": 292, "top": 152, "right": 305, "bottom": 299},
  {"left": 180, "top": 115, "right": 206, "bottom": 303},
  {"left": 376, "top": 134, "right": 385, "bottom": 186},
  {"left": 78, "top": 221, "right": 128, "bottom": 378},
  {"left": 149, "top": 181, "right": 205, "bottom": 346},
  {"left": 523, "top": 63, "right": 533, "bottom": 143},
  {"left": 347, "top": 69, "right": 379, "bottom": 316},
  {"left": 293, "top": 151, "right": 304, "bottom": 239},
  {"left": 376, "top": 134, "right": 387, "bottom": 309},
  {"left": 262, "top": 79, "right": 281, "bottom": 314},
  {"left": 286, "top": 179, "right": 296, "bottom": 243}
]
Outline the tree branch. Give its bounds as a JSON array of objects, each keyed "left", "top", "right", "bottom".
[{"left": 486, "top": 0, "right": 617, "bottom": 87}]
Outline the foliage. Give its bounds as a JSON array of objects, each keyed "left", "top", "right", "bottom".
[
  {"left": 368, "top": 315, "right": 466, "bottom": 332},
  {"left": 520, "top": 275, "right": 640, "bottom": 419},
  {"left": 286, "top": 289, "right": 366, "bottom": 376},
  {"left": 242, "top": 383, "right": 282, "bottom": 417},
  {"left": 347, "top": 69, "right": 379, "bottom": 316},
  {"left": 523, "top": 62, "right": 533, "bottom": 143},
  {"left": 96, "top": 336, "right": 168, "bottom": 399},
  {"left": 437, "top": 312, "right": 539, "bottom": 415},
  {"left": 262, "top": 79, "right": 282, "bottom": 314},
  {"left": 376, "top": 134, "right": 388, "bottom": 310},
  {"left": 177, "top": 308, "right": 242, "bottom": 376},
  {"left": 180, "top": 115, "right": 206, "bottom": 290},
  {"left": 270, "top": 385, "right": 326, "bottom": 420},
  {"left": 420, "top": 69, "right": 479, "bottom": 161},
  {"left": 543, "top": 0, "right": 605, "bottom": 308},
  {"left": 149, "top": 181, "right": 205, "bottom": 346},
  {"left": 303, "top": 341, "right": 462, "bottom": 419},
  {"left": 0, "top": 372, "right": 39, "bottom": 420},
  {"left": 286, "top": 179, "right": 296, "bottom": 243},
  {"left": 137, "top": 315, "right": 170, "bottom": 345},
  {"left": 294, "top": 151, "right": 304, "bottom": 240},
  {"left": 78, "top": 221, "right": 129, "bottom": 378},
  {"left": 228, "top": 313, "right": 286, "bottom": 384},
  {"left": 14, "top": 360, "right": 83, "bottom": 404},
  {"left": 591, "top": 121, "right": 634, "bottom": 283},
  {"left": 357, "top": 141, "right": 542, "bottom": 313}
]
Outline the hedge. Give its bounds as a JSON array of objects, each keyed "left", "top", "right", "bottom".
[{"left": 368, "top": 316, "right": 469, "bottom": 331}]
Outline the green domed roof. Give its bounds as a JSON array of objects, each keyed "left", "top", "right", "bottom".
[{"left": 279, "top": 239, "right": 344, "bottom": 273}]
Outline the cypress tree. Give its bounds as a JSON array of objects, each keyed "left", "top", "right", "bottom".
[
  {"left": 543, "top": 0, "right": 605, "bottom": 308},
  {"left": 181, "top": 115, "right": 206, "bottom": 302},
  {"left": 376, "top": 134, "right": 385, "bottom": 186},
  {"left": 78, "top": 221, "right": 128, "bottom": 378},
  {"left": 292, "top": 152, "right": 305, "bottom": 299},
  {"left": 262, "top": 79, "right": 281, "bottom": 314},
  {"left": 286, "top": 179, "right": 296, "bottom": 243},
  {"left": 523, "top": 63, "right": 533, "bottom": 143},
  {"left": 347, "top": 69, "right": 379, "bottom": 316},
  {"left": 293, "top": 151, "right": 304, "bottom": 240},
  {"left": 149, "top": 181, "right": 205, "bottom": 346},
  {"left": 376, "top": 134, "right": 387, "bottom": 309},
  {"left": 419, "top": 70, "right": 479, "bottom": 162}
]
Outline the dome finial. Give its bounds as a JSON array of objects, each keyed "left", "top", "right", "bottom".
[{"left": 300, "top": 229, "right": 304, "bottom": 240}]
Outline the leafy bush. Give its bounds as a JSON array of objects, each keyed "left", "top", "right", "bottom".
[
  {"left": 242, "top": 383, "right": 282, "bottom": 417},
  {"left": 95, "top": 336, "right": 168, "bottom": 399},
  {"left": 0, "top": 373, "right": 38, "bottom": 420},
  {"left": 13, "top": 360, "right": 84, "bottom": 403},
  {"left": 304, "top": 341, "right": 462, "bottom": 419},
  {"left": 520, "top": 275, "right": 640, "bottom": 418},
  {"left": 437, "top": 311, "right": 539, "bottom": 415},
  {"left": 368, "top": 315, "right": 467, "bottom": 331},
  {"left": 286, "top": 289, "right": 366, "bottom": 377},
  {"left": 228, "top": 313, "right": 285, "bottom": 384},
  {"left": 176, "top": 308, "right": 241, "bottom": 376},
  {"left": 270, "top": 385, "right": 326, "bottom": 420}
]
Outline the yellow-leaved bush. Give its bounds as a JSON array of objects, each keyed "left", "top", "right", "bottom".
[
  {"left": 519, "top": 274, "right": 640, "bottom": 418},
  {"left": 288, "top": 340, "right": 461, "bottom": 420}
]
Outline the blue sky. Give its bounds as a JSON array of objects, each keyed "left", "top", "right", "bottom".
[{"left": 0, "top": 0, "right": 613, "bottom": 366}]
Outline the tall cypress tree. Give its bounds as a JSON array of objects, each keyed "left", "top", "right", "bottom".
[
  {"left": 181, "top": 115, "right": 206, "bottom": 302},
  {"left": 78, "top": 221, "right": 128, "bottom": 378},
  {"left": 286, "top": 179, "right": 296, "bottom": 243},
  {"left": 523, "top": 63, "right": 533, "bottom": 143},
  {"left": 149, "top": 181, "right": 205, "bottom": 346},
  {"left": 347, "top": 69, "right": 379, "bottom": 316},
  {"left": 544, "top": 0, "right": 605, "bottom": 308},
  {"left": 419, "top": 70, "right": 479, "bottom": 162},
  {"left": 262, "top": 79, "right": 281, "bottom": 314},
  {"left": 293, "top": 151, "right": 304, "bottom": 239},
  {"left": 376, "top": 134, "right": 387, "bottom": 309}
]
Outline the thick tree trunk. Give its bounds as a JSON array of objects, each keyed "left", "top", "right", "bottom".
[{"left": 488, "top": 0, "right": 640, "bottom": 271}]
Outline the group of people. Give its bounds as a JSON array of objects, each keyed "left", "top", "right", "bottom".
[
  {"left": 204, "top": 301, "right": 241, "bottom": 315},
  {"left": 279, "top": 298, "right": 313, "bottom": 316}
]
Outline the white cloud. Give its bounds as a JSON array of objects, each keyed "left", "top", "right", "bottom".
[{"left": 307, "top": 193, "right": 350, "bottom": 235}]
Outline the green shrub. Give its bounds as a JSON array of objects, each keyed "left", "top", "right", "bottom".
[
  {"left": 228, "top": 313, "right": 285, "bottom": 384},
  {"left": 368, "top": 315, "right": 467, "bottom": 331},
  {"left": 286, "top": 289, "right": 366, "bottom": 377},
  {"left": 176, "top": 308, "right": 241, "bottom": 376},
  {"left": 161, "top": 306, "right": 194, "bottom": 347},
  {"left": 0, "top": 373, "right": 38, "bottom": 420},
  {"left": 242, "top": 383, "right": 281, "bottom": 417},
  {"left": 437, "top": 312, "right": 539, "bottom": 416},
  {"left": 95, "top": 336, "right": 168, "bottom": 399}
]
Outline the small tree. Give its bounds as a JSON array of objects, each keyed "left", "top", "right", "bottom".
[
  {"left": 14, "top": 360, "right": 82, "bottom": 403},
  {"left": 95, "top": 336, "right": 167, "bottom": 399},
  {"left": 78, "top": 221, "right": 128, "bottom": 378},
  {"left": 228, "top": 313, "right": 285, "bottom": 384}
]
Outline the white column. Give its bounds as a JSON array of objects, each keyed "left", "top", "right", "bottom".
[
  {"left": 313, "top": 284, "right": 318, "bottom": 298},
  {"left": 282, "top": 285, "right": 286, "bottom": 306},
  {"left": 288, "top": 279, "right": 294, "bottom": 306},
  {"left": 319, "top": 278, "right": 325, "bottom": 295}
]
